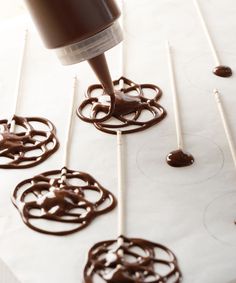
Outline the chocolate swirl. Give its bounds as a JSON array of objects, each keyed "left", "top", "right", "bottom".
[
  {"left": 77, "top": 77, "right": 167, "bottom": 135},
  {"left": 12, "top": 168, "right": 117, "bottom": 236},
  {"left": 0, "top": 115, "right": 59, "bottom": 168},
  {"left": 84, "top": 235, "right": 182, "bottom": 283}
]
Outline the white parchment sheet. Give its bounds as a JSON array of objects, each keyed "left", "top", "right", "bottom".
[{"left": 0, "top": 0, "right": 236, "bottom": 282}]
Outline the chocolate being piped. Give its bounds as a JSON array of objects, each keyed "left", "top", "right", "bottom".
[
  {"left": 77, "top": 77, "right": 167, "bottom": 135},
  {"left": 0, "top": 115, "right": 59, "bottom": 169},
  {"left": 166, "top": 149, "right": 194, "bottom": 167},
  {"left": 12, "top": 167, "right": 116, "bottom": 236},
  {"left": 84, "top": 235, "right": 182, "bottom": 283},
  {"left": 24, "top": 0, "right": 122, "bottom": 123},
  {"left": 213, "top": 66, "right": 233, "bottom": 77}
]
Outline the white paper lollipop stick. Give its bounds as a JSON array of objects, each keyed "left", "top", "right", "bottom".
[
  {"left": 119, "top": 0, "right": 125, "bottom": 90},
  {"left": 193, "top": 0, "right": 221, "bottom": 66},
  {"left": 10, "top": 29, "right": 28, "bottom": 133},
  {"left": 117, "top": 130, "right": 125, "bottom": 238},
  {"left": 61, "top": 76, "right": 78, "bottom": 181},
  {"left": 166, "top": 41, "right": 184, "bottom": 150},
  {"left": 213, "top": 89, "right": 236, "bottom": 169}
]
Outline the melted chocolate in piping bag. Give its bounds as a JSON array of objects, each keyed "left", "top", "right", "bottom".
[
  {"left": 84, "top": 235, "right": 182, "bottom": 283},
  {"left": 12, "top": 168, "right": 116, "bottom": 236},
  {"left": 77, "top": 77, "right": 167, "bottom": 135},
  {"left": 0, "top": 115, "right": 59, "bottom": 169}
]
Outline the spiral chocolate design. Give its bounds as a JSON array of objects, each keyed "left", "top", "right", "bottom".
[
  {"left": 77, "top": 77, "right": 167, "bottom": 135},
  {"left": 84, "top": 235, "right": 182, "bottom": 283},
  {"left": 0, "top": 115, "right": 59, "bottom": 169},
  {"left": 12, "top": 168, "right": 117, "bottom": 236}
]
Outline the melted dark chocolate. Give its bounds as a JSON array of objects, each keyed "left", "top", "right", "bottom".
[
  {"left": 12, "top": 167, "right": 116, "bottom": 236},
  {"left": 166, "top": 149, "right": 194, "bottom": 168},
  {"left": 213, "top": 66, "right": 233, "bottom": 77},
  {"left": 0, "top": 115, "right": 59, "bottom": 169},
  {"left": 77, "top": 77, "right": 167, "bottom": 135},
  {"left": 84, "top": 235, "right": 182, "bottom": 283}
]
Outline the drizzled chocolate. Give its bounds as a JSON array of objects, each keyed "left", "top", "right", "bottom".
[
  {"left": 0, "top": 115, "right": 59, "bottom": 169},
  {"left": 166, "top": 149, "right": 194, "bottom": 167},
  {"left": 84, "top": 235, "right": 182, "bottom": 283},
  {"left": 77, "top": 77, "right": 167, "bottom": 135},
  {"left": 12, "top": 167, "right": 116, "bottom": 236},
  {"left": 213, "top": 66, "right": 233, "bottom": 77}
]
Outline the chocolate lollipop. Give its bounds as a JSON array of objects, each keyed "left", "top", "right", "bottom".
[
  {"left": 77, "top": 77, "right": 166, "bottom": 135},
  {"left": 166, "top": 42, "right": 194, "bottom": 168},
  {"left": 77, "top": 10, "right": 166, "bottom": 135},
  {"left": 0, "top": 30, "right": 59, "bottom": 169},
  {"left": 83, "top": 131, "right": 182, "bottom": 282},
  {"left": 12, "top": 77, "right": 116, "bottom": 236},
  {"left": 193, "top": 0, "right": 233, "bottom": 78}
]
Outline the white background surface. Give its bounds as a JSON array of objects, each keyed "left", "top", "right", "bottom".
[{"left": 0, "top": 0, "right": 236, "bottom": 282}]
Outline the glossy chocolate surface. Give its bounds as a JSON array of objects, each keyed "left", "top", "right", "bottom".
[
  {"left": 12, "top": 167, "right": 117, "bottom": 236},
  {"left": 0, "top": 115, "right": 59, "bottom": 169},
  {"left": 84, "top": 235, "right": 182, "bottom": 282},
  {"left": 213, "top": 66, "right": 233, "bottom": 77},
  {"left": 77, "top": 77, "right": 167, "bottom": 135},
  {"left": 166, "top": 149, "right": 194, "bottom": 167}
]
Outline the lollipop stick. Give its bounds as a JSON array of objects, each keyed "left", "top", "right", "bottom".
[
  {"left": 213, "top": 89, "right": 236, "bottom": 169},
  {"left": 61, "top": 76, "right": 78, "bottom": 182},
  {"left": 119, "top": 78, "right": 124, "bottom": 91},
  {"left": 166, "top": 41, "right": 184, "bottom": 150},
  {"left": 193, "top": 0, "right": 220, "bottom": 66},
  {"left": 117, "top": 130, "right": 125, "bottom": 238},
  {"left": 10, "top": 29, "right": 28, "bottom": 133},
  {"left": 120, "top": 0, "right": 125, "bottom": 90}
]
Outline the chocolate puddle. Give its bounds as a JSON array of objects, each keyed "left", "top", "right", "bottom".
[
  {"left": 166, "top": 149, "right": 194, "bottom": 167},
  {"left": 213, "top": 66, "right": 233, "bottom": 78}
]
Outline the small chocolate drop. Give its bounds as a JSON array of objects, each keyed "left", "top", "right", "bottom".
[
  {"left": 166, "top": 149, "right": 194, "bottom": 167},
  {"left": 213, "top": 66, "right": 233, "bottom": 78}
]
